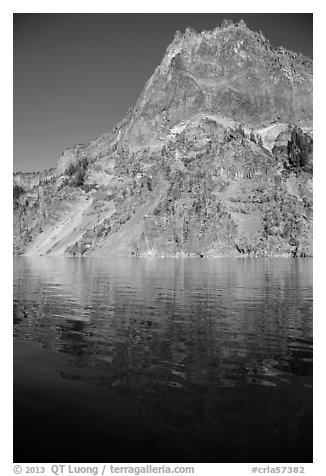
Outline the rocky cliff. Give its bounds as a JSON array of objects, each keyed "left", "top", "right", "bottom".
[{"left": 13, "top": 20, "right": 313, "bottom": 257}]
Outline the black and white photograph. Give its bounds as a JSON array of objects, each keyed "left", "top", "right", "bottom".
[{"left": 12, "top": 8, "right": 314, "bottom": 468}]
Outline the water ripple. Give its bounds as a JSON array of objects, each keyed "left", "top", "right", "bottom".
[{"left": 14, "top": 257, "right": 313, "bottom": 459}]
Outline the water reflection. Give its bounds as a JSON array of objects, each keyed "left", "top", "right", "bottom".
[{"left": 13, "top": 257, "right": 313, "bottom": 462}]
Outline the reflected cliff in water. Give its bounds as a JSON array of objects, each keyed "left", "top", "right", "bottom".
[{"left": 13, "top": 257, "right": 312, "bottom": 463}]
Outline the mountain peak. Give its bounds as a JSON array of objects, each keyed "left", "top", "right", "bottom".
[
  {"left": 126, "top": 20, "right": 312, "bottom": 152},
  {"left": 14, "top": 21, "right": 313, "bottom": 258},
  {"left": 167, "top": 19, "right": 266, "bottom": 49},
  {"left": 163, "top": 19, "right": 311, "bottom": 74}
]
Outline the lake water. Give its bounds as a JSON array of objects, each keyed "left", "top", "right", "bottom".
[{"left": 13, "top": 257, "right": 313, "bottom": 463}]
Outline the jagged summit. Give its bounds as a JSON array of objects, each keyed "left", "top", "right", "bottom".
[
  {"left": 117, "top": 20, "right": 312, "bottom": 154},
  {"left": 13, "top": 21, "right": 313, "bottom": 258},
  {"left": 167, "top": 20, "right": 310, "bottom": 64},
  {"left": 173, "top": 18, "right": 251, "bottom": 39},
  {"left": 160, "top": 20, "right": 269, "bottom": 73}
]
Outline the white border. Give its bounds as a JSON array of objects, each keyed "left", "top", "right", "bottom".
[{"left": 3, "top": 2, "right": 324, "bottom": 475}]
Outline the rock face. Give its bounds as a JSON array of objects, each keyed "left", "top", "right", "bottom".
[{"left": 13, "top": 20, "right": 313, "bottom": 257}]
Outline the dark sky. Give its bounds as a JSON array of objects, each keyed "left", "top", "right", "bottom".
[{"left": 13, "top": 13, "right": 313, "bottom": 173}]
